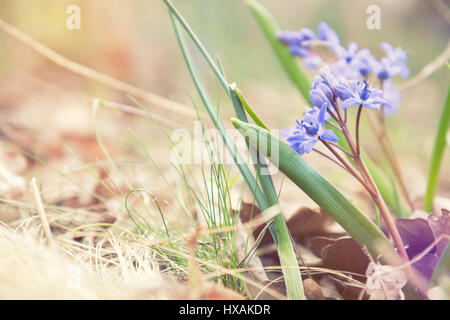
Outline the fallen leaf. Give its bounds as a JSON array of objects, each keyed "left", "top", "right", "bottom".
[
  {"left": 427, "top": 211, "right": 450, "bottom": 256},
  {"left": 366, "top": 262, "right": 407, "bottom": 300},
  {"left": 303, "top": 278, "right": 324, "bottom": 300}
]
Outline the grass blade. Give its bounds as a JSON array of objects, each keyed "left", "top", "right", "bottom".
[
  {"left": 229, "top": 84, "right": 304, "bottom": 299},
  {"left": 247, "top": 0, "right": 311, "bottom": 101},
  {"left": 424, "top": 85, "right": 450, "bottom": 212},
  {"left": 232, "top": 84, "right": 269, "bottom": 130},
  {"left": 232, "top": 119, "right": 398, "bottom": 259}
]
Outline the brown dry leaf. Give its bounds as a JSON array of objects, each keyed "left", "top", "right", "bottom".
[
  {"left": 320, "top": 237, "right": 370, "bottom": 276},
  {"left": 428, "top": 210, "right": 450, "bottom": 256},
  {"left": 365, "top": 262, "right": 407, "bottom": 300},
  {"left": 303, "top": 278, "right": 324, "bottom": 300},
  {"left": 238, "top": 202, "right": 273, "bottom": 246},
  {"left": 287, "top": 207, "right": 337, "bottom": 242}
]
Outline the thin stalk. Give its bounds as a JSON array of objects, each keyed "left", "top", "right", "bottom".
[
  {"left": 327, "top": 142, "right": 356, "bottom": 158},
  {"left": 325, "top": 120, "right": 344, "bottom": 133},
  {"left": 331, "top": 107, "right": 410, "bottom": 264},
  {"left": 354, "top": 155, "right": 409, "bottom": 262},
  {"left": 321, "top": 139, "right": 375, "bottom": 194},
  {"left": 312, "top": 148, "right": 351, "bottom": 172},
  {"left": 366, "top": 111, "right": 414, "bottom": 210},
  {"left": 356, "top": 105, "right": 363, "bottom": 156}
]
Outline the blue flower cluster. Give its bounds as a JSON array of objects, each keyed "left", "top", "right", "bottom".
[
  {"left": 276, "top": 22, "right": 339, "bottom": 69},
  {"left": 283, "top": 67, "right": 390, "bottom": 155},
  {"left": 283, "top": 103, "right": 338, "bottom": 155},
  {"left": 277, "top": 22, "right": 409, "bottom": 116}
]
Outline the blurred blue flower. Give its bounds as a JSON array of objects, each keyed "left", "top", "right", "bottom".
[
  {"left": 312, "top": 66, "right": 340, "bottom": 102},
  {"left": 317, "top": 22, "right": 340, "bottom": 44},
  {"left": 277, "top": 22, "right": 341, "bottom": 69},
  {"left": 352, "top": 49, "right": 378, "bottom": 77},
  {"left": 283, "top": 103, "right": 338, "bottom": 155},
  {"left": 380, "top": 80, "right": 401, "bottom": 116},
  {"left": 335, "top": 80, "right": 387, "bottom": 110},
  {"left": 332, "top": 44, "right": 379, "bottom": 79},
  {"left": 376, "top": 42, "right": 409, "bottom": 80},
  {"left": 334, "top": 42, "right": 359, "bottom": 64}
]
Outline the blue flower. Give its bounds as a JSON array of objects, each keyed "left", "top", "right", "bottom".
[
  {"left": 283, "top": 103, "right": 338, "bottom": 155},
  {"left": 352, "top": 49, "right": 378, "bottom": 77},
  {"left": 331, "top": 44, "right": 378, "bottom": 79},
  {"left": 312, "top": 66, "right": 340, "bottom": 102},
  {"left": 335, "top": 80, "right": 388, "bottom": 110},
  {"left": 334, "top": 42, "right": 359, "bottom": 64},
  {"left": 277, "top": 22, "right": 341, "bottom": 69},
  {"left": 277, "top": 28, "right": 322, "bottom": 68},
  {"left": 380, "top": 80, "right": 401, "bottom": 116},
  {"left": 376, "top": 42, "right": 409, "bottom": 80},
  {"left": 317, "top": 22, "right": 340, "bottom": 45}
]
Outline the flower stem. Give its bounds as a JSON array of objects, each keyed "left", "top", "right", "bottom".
[
  {"left": 353, "top": 155, "right": 409, "bottom": 262},
  {"left": 320, "top": 139, "right": 375, "bottom": 194},
  {"left": 366, "top": 110, "right": 414, "bottom": 210},
  {"left": 355, "top": 105, "right": 363, "bottom": 156}
]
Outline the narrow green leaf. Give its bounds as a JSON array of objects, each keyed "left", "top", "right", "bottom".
[
  {"left": 247, "top": 0, "right": 311, "bottom": 101},
  {"left": 229, "top": 84, "right": 304, "bottom": 299},
  {"left": 232, "top": 84, "right": 269, "bottom": 130},
  {"left": 424, "top": 85, "right": 450, "bottom": 212},
  {"left": 232, "top": 119, "right": 398, "bottom": 259}
]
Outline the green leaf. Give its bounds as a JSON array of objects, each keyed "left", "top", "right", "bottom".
[
  {"left": 424, "top": 85, "right": 450, "bottom": 212},
  {"left": 231, "top": 118, "right": 398, "bottom": 259},
  {"left": 247, "top": 0, "right": 311, "bottom": 102},
  {"left": 231, "top": 84, "right": 269, "bottom": 130}
]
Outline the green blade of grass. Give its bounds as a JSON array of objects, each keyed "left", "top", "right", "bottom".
[
  {"left": 229, "top": 84, "right": 304, "bottom": 299},
  {"left": 232, "top": 84, "right": 269, "bottom": 130},
  {"left": 231, "top": 119, "right": 398, "bottom": 259},
  {"left": 424, "top": 85, "right": 450, "bottom": 212},
  {"left": 247, "top": 0, "right": 311, "bottom": 101}
]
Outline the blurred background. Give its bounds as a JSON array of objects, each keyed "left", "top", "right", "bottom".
[{"left": 0, "top": 0, "right": 449, "bottom": 214}]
